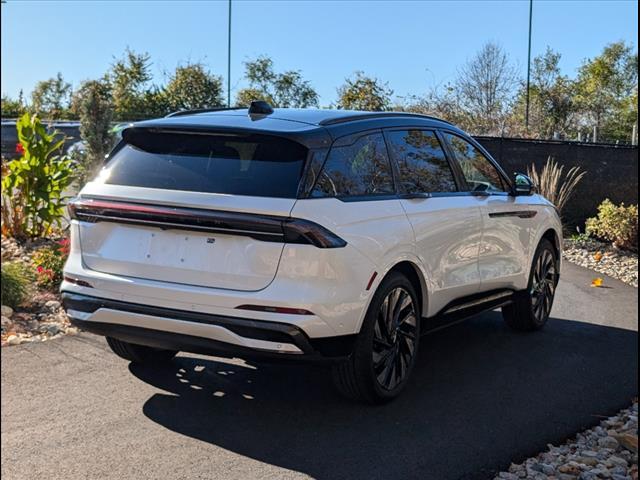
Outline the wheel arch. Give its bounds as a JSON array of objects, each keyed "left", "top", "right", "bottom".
[
  {"left": 541, "top": 228, "right": 561, "bottom": 260},
  {"left": 353, "top": 258, "right": 429, "bottom": 335},
  {"left": 387, "top": 261, "right": 428, "bottom": 317}
]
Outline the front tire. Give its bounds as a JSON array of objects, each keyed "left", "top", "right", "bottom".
[
  {"left": 106, "top": 337, "right": 177, "bottom": 364},
  {"left": 502, "top": 239, "right": 559, "bottom": 331},
  {"left": 332, "top": 272, "right": 420, "bottom": 404}
]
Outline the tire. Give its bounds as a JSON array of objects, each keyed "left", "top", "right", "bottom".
[
  {"left": 502, "top": 239, "right": 559, "bottom": 331},
  {"left": 106, "top": 337, "right": 177, "bottom": 364},
  {"left": 332, "top": 271, "right": 421, "bottom": 404}
]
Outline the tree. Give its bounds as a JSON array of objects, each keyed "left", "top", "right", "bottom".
[
  {"left": 511, "top": 48, "right": 576, "bottom": 139},
  {"left": 109, "top": 48, "right": 154, "bottom": 120},
  {"left": 75, "top": 80, "right": 114, "bottom": 185},
  {"left": 402, "top": 84, "right": 470, "bottom": 128},
  {"left": 163, "top": 63, "right": 224, "bottom": 111},
  {"left": 236, "top": 56, "right": 318, "bottom": 108},
  {"left": 574, "top": 42, "right": 638, "bottom": 142},
  {"left": 1, "top": 91, "right": 26, "bottom": 117},
  {"left": 455, "top": 42, "right": 518, "bottom": 134},
  {"left": 336, "top": 72, "right": 393, "bottom": 111},
  {"left": 31, "top": 73, "right": 72, "bottom": 120}
]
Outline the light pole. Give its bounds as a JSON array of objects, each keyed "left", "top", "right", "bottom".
[
  {"left": 227, "top": 0, "right": 232, "bottom": 107},
  {"left": 525, "top": 0, "right": 533, "bottom": 130}
]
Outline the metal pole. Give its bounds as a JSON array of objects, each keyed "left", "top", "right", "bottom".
[
  {"left": 227, "top": 0, "right": 232, "bottom": 107},
  {"left": 525, "top": 0, "right": 533, "bottom": 130}
]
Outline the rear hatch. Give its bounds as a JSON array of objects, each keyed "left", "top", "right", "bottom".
[{"left": 74, "top": 127, "right": 310, "bottom": 291}]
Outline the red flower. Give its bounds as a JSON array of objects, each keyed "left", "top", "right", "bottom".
[
  {"left": 15, "top": 143, "right": 24, "bottom": 155},
  {"left": 58, "top": 238, "right": 70, "bottom": 255},
  {"left": 36, "top": 265, "right": 44, "bottom": 273}
]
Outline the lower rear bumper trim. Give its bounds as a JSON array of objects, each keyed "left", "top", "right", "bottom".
[{"left": 61, "top": 292, "right": 356, "bottom": 362}]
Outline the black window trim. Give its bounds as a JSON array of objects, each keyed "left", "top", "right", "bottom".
[
  {"left": 301, "top": 125, "right": 516, "bottom": 203},
  {"left": 439, "top": 129, "right": 514, "bottom": 196},
  {"left": 382, "top": 127, "right": 463, "bottom": 196}
]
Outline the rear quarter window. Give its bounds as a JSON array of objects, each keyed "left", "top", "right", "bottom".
[
  {"left": 311, "top": 132, "right": 394, "bottom": 198},
  {"left": 99, "top": 130, "right": 309, "bottom": 198}
]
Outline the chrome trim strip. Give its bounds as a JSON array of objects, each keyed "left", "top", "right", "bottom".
[
  {"left": 489, "top": 210, "right": 538, "bottom": 219},
  {"left": 443, "top": 291, "right": 513, "bottom": 314}
]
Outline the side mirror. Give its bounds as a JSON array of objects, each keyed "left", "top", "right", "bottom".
[{"left": 512, "top": 173, "right": 536, "bottom": 196}]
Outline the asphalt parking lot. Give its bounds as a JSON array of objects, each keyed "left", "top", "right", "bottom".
[{"left": 2, "top": 261, "right": 637, "bottom": 480}]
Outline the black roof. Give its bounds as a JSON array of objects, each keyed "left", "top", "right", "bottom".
[{"left": 131, "top": 107, "right": 465, "bottom": 148}]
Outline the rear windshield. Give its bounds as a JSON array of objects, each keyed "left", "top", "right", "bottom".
[{"left": 100, "top": 130, "right": 309, "bottom": 198}]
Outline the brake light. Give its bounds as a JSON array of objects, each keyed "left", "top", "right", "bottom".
[{"left": 67, "top": 198, "right": 347, "bottom": 248}]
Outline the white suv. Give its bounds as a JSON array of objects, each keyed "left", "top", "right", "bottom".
[{"left": 62, "top": 102, "right": 562, "bottom": 403}]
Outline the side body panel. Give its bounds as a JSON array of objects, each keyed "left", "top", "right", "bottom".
[{"left": 399, "top": 196, "right": 483, "bottom": 317}]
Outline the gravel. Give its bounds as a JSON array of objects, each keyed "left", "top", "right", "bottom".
[
  {"left": 1, "top": 294, "right": 77, "bottom": 347},
  {"left": 563, "top": 238, "right": 638, "bottom": 288},
  {"left": 1, "top": 235, "right": 76, "bottom": 347},
  {"left": 495, "top": 401, "right": 638, "bottom": 480}
]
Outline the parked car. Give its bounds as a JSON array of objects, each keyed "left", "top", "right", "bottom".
[
  {"left": 1, "top": 119, "right": 81, "bottom": 160},
  {"left": 61, "top": 102, "right": 562, "bottom": 403}
]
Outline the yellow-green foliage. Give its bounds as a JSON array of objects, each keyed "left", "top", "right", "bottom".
[
  {"left": 1, "top": 262, "right": 32, "bottom": 309},
  {"left": 586, "top": 199, "right": 638, "bottom": 251}
]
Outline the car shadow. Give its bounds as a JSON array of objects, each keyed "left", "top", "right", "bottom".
[{"left": 130, "top": 312, "right": 638, "bottom": 480}]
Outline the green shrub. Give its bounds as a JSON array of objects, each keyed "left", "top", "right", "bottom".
[
  {"left": 586, "top": 199, "right": 638, "bottom": 251},
  {"left": 32, "top": 238, "right": 70, "bottom": 289},
  {"left": 1, "top": 113, "right": 74, "bottom": 239},
  {"left": 1, "top": 262, "right": 32, "bottom": 308}
]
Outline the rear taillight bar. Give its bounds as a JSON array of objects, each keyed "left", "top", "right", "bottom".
[{"left": 68, "top": 198, "right": 346, "bottom": 248}]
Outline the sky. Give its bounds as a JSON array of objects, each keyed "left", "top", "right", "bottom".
[{"left": 1, "top": 0, "right": 638, "bottom": 106}]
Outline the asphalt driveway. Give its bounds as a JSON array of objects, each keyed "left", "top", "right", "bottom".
[{"left": 1, "top": 262, "right": 637, "bottom": 480}]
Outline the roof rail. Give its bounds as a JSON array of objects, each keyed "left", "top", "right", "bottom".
[
  {"left": 165, "top": 107, "right": 244, "bottom": 118},
  {"left": 318, "top": 111, "right": 454, "bottom": 126}
]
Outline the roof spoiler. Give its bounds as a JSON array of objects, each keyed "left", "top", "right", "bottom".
[{"left": 165, "top": 107, "right": 242, "bottom": 118}]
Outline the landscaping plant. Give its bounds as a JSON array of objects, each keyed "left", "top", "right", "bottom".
[
  {"left": 32, "top": 238, "right": 70, "bottom": 289},
  {"left": 527, "top": 156, "right": 586, "bottom": 219},
  {"left": 586, "top": 199, "right": 638, "bottom": 251},
  {"left": 1, "top": 113, "right": 74, "bottom": 239},
  {"left": 1, "top": 262, "right": 32, "bottom": 309}
]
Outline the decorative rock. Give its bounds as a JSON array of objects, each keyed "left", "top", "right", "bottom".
[
  {"left": 600, "top": 436, "right": 621, "bottom": 450},
  {"left": 564, "top": 238, "right": 638, "bottom": 288},
  {"left": 609, "top": 457, "right": 629, "bottom": 468},
  {"left": 44, "top": 300, "right": 61, "bottom": 311},
  {"left": 1, "top": 305, "right": 13, "bottom": 317},
  {"left": 495, "top": 401, "right": 638, "bottom": 480},
  {"left": 615, "top": 434, "right": 639, "bottom": 454},
  {"left": 499, "top": 473, "right": 520, "bottom": 480}
]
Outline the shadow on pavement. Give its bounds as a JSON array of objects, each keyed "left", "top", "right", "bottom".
[{"left": 130, "top": 312, "right": 638, "bottom": 480}]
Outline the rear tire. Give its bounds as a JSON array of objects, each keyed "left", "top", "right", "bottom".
[
  {"left": 106, "top": 337, "right": 177, "bottom": 364},
  {"left": 332, "top": 271, "right": 420, "bottom": 404},
  {"left": 502, "top": 239, "right": 559, "bottom": 331}
]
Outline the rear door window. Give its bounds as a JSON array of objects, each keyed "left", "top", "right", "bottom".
[
  {"left": 100, "top": 130, "right": 309, "bottom": 198},
  {"left": 385, "top": 129, "right": 458, "bottom": 194},
  {"left": 311, "top": 132, "right": 394, "bottom": 197}
]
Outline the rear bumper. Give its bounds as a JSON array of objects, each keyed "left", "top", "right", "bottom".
[{"left": 62, "top": 292, "right": 356, "bottom": 362}]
